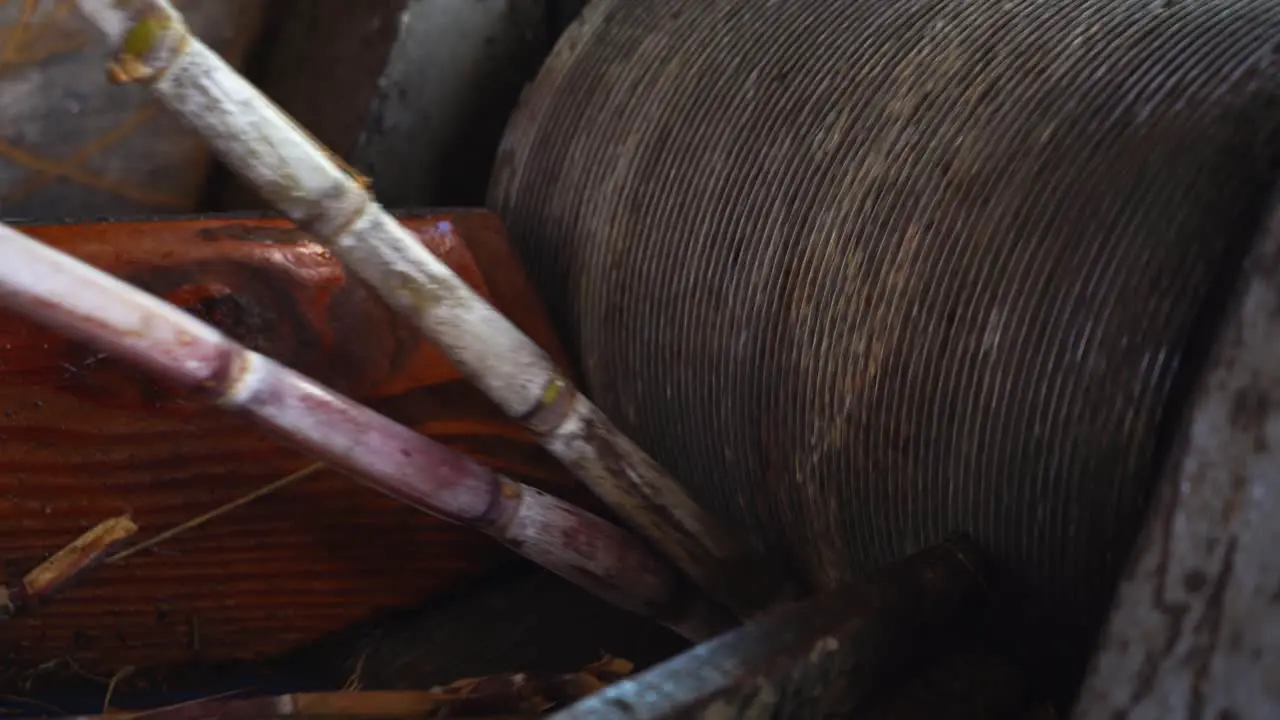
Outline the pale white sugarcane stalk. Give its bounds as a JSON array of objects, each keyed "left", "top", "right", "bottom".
[
  {"left": 0, "top": 220, "right": 732, "bottom": 640},
  {"left": 74, "top": 0, "right": 789, "bottom": 616}
]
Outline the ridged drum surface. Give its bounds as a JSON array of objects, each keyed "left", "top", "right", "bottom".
[{"left": 490, "top": 0, "right": 1280, "bottom": 687}]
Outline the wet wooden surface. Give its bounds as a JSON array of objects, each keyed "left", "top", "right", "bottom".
[
  {"left": 0, "top": 0, "right": 268, "bottom": 219},
  {"left": 0, "top": 209, "right": 579, "bottom": 685}
]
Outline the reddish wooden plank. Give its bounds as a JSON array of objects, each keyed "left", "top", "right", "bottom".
[{"left": 0, "top": 210, "right": 578, "bottom": 680}]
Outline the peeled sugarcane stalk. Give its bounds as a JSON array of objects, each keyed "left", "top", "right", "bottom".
[
  {"left": 0, "top": 220, "right": 729, "bottom": 641},
  {"left": 70, "top": 0, "right": 787, "bottom": 618}
]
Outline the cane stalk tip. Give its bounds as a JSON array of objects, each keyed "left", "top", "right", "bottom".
[
  {"left": 541, "top": 378, "right": 564, "bottom": 406},
  {"left": 106, "top": 6, "right": 185, "bottom": 84},
  {"left": 122, "top": 15, "right": 162, "bottom": 56}
]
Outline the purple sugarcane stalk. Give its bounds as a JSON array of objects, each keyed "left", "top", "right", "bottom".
[{"left": 0, "top": 221, "right": 720, "bottom": 640}]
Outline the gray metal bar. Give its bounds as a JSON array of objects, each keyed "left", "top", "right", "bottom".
[{"left": 551, "top": 537, "right": 986, "bottom": 719}]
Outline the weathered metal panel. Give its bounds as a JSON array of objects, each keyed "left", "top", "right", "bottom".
[
  {"left": 349, "top": 0, "right": 550, "bottom": 207},
  {"left": 210, "top": 0, "right": 552, "bottom": 211},
  {"left": 0, "top": 0, "right": 267, "bottom": 219},
  {"left": 1072, "top": 191, "right": 1280, "bottom": 718}
]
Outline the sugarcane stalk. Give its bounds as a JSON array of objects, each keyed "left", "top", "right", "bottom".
[
  {"left": 0, "top": 220, "right": 725, "bottom": 640},
  {"left": 71, "top": 0, "right": 782, "bottom": 618}
]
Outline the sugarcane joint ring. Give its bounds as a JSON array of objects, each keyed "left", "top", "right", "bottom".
[
  {"left": 522, "top": 374, "right": 578, "bottom": 435},
  {"left": 108, "top": 10, "right": 190, "bottom": 85}
]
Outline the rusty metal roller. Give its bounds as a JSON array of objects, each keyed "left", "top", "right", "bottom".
[{"left": 489, "top": 0, "right": 1280, "bottom": 688}]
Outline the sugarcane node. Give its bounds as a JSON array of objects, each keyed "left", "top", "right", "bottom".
[
  {"left": 476, "top": 474, "right": 523, "bottom": 532},
  {"left": 521, "top": 373, "right": 578, "bottom": 435},
  {"left": 293, "top": 178, "right": 369, "bottom": 243},
  {"left": 106, "top": 6, "right": 188, "bottom": 85}
]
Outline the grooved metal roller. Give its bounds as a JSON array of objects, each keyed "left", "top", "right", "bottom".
[{"left": 489, "top": 0, "right": 1280, "bottom": 694}]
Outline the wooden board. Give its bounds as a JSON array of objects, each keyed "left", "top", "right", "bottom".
[{"left": 0, "top": 209, "right": 579, "bottom": 683}]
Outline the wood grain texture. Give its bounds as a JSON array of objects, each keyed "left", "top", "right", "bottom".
[{"left": 0, "top": 209, "right": 577, "bottom": 683}]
